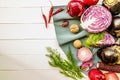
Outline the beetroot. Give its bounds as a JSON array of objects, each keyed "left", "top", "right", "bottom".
[{"left": 81, "top": 5, "right": 112, "bottom": 33}]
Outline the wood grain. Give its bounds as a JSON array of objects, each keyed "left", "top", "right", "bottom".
[
  {"left": 0, "top": 24, "right": 55, "bottom": 39},
  {"left": 0, "top": 0, "right": 107, "bottom": 80},
  {"left": 0, "top": 70, "right": 72, "bottom": 80},
  {"left": 0, "top": 40, "right": 63, "bottom": 54}
]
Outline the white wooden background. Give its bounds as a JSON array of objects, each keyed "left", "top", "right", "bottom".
[{"left": 0, "top": 0, "right": 119, "bottom": 80}]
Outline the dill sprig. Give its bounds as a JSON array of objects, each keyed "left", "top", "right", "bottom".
[{"left": 46, "top": 47, "right": 84, "bottom": 80}]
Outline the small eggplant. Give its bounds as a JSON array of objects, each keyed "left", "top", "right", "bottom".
[{"left": 97, "top": 44, "right": 120, "bottom": 65}]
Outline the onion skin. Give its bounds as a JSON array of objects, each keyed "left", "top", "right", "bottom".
[
  {"left": 67, "top": 0, "right": 85, "bottom": 17},
  {"left": 80, "top": 61, "right": 94, "bottom": 71},
  {"left": 77, "top": 47, "right": 93, "bottom": 62},
  {"left": 81, "top": 5, "right": 112, "bottom": 33}
]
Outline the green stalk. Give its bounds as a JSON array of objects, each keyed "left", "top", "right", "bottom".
[{"left": 46, "top": 47, "right": 84, "bottom": 80}]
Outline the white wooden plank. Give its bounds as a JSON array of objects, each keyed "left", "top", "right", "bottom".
[
  {"left": 0, "top": 24, "right": 56, "bottom": 39},
  {"left": 0, "top": 54, "right": 67, "bottom": 70},
  {"left": 0, "top": 0, "right": 69, "bottom": 7},
  {"left": 0, "top": 70, "right": 89, "bottom": 80},
  {"left": 0, "top": 40, "right": 64, "bottom": 55},
  {"left": 0, "top": 8, "right": 43, "bottom": 23},
  {"left": 0, "top": 0, "right": 102, "bottom": 7},
  {"left": 0, "top": 40, "right": 66, "bottom": 70},
  {"left": 0, "top": 54, "right": 49, "bottom": 70},
  {"left": 0, "top": 70, "right": 72, "bottom": 80},
  {"left": 0, "top": 7, "right": 55, "bottom": 23}
]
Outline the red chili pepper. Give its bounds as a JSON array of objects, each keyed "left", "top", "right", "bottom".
[
  {"left": 52, "top": 8, "right": 64, "bottom": 16},
  {"left": 60, "top": 20, "right": 69, "bottom": 27},
  {"left": 41, "top": 8, "right": 48, "bottom": 28},
  {"left": 48, "top": 0, "right": 53, "bottom": 23}
]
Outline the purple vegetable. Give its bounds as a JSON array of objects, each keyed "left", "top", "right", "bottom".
[
  {"left": 67, "top": 0, "right": 85, "bottom": 17},
  {"left": 81, "top": 5, "right": 112, "bottom": 33},
  {"left": 80, "top": 61, "right": 94, "bottom": 71},
  {"left": 101, "top": 33, "right": 115, "bottom": 46},
  {"left": 77, "top": 47, "right": 93, "bottom": 62},
  {"left": 84, "top": 32, "right": 115, "bottom": 47}
]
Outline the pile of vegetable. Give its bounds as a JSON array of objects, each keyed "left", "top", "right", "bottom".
[{"left": 45, "top": 0, "right": 120, "bottom": 80}]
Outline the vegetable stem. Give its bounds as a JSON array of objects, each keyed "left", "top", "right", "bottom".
[{"left": 46, "top": 47, "right": 84, "bottom": 80}]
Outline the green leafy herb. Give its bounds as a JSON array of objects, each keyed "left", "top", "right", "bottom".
[
  {"left": 66, "top": 46, "right": 77, "bottom": 65},
  {"left": 46, "top": 47, "right": 84, "bottom": 80}
]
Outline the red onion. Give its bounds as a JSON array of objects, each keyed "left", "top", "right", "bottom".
[
  {"left": 80, "top": 61, "right": 94, "bottom": 71},
  {"left": 67, "top": 0, "right": 85, "bottom": 17},
  {"left": 77, "top": 47, "right": 93, "bottom": 62},
  {"left": 81, "top": 5, "right": 112, "bottom": 33}
]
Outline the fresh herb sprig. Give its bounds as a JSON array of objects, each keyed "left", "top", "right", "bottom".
[{"left": 46, "top": 47, "right": 84, "bottom": 80}]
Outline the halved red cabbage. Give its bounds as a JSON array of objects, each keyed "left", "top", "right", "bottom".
[{"left": 81, "top": 5, "right": 112, "bottom": 33}]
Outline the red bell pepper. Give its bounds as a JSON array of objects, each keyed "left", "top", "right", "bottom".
[{"left": 88, "top": 69, "right": 105, "bottom": 80}]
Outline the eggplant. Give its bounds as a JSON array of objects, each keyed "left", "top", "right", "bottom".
[
  {"left": 102, "top": 0, "right": 120, "bottom": 15},
  {"left": 97, "top": 44, "right": 120, "bottom": 65}
]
